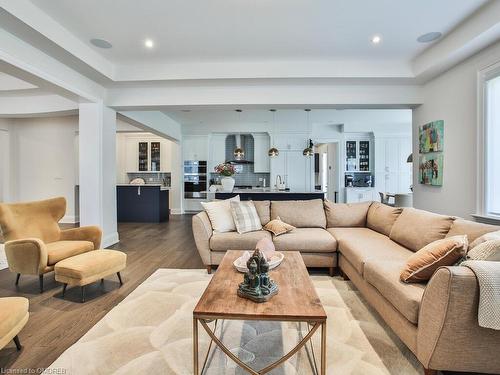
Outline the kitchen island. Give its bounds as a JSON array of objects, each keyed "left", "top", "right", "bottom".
[
  {"left": 117, "top": 184, "right": 169, "bottom": 222},
  {"left": 212, "top": 188, "right": 325, "bottom": 201}
]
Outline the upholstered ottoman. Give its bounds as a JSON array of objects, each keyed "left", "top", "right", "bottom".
[
  {"left": 55, "top": 250, "right": 127, "bottom": 302},
  {"left": 0, "top": 297, "right": 29, "bottom": 351}
]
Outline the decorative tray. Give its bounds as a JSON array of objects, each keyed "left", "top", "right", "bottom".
[{"left": 233, "top": 251, "right": 284, "bottom": 273}]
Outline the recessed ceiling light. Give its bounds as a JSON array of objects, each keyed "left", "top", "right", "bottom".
[
  {"left": 90, "top": 38, "right": 112, "bottom": 49},
  {"left": 417, "top": 32, "right": 442, "bottom": 43},
  {"left": 371, "top": 35, "right": 382, "bottom": 44},
  {"left": 144, "top": 39, "right": 154, "bottom": 48}
]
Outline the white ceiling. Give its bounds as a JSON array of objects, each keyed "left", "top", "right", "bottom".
[
  {"left": 29, "top": 0, "right": 487, "bottom": 65},
  {"left": 0, "top": 72, "right": 37, "bottom": 91},
  {"left": 165, "top": 108, "right": 411, "bottom": 126}
]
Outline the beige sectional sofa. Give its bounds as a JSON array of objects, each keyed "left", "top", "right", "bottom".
[{"left": 192, "top": 199, "right": 500, "bottom": 374}]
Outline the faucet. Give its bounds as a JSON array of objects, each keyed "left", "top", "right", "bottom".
[{"left": 275, "top": 175, "right": 283, "bottom": 190}]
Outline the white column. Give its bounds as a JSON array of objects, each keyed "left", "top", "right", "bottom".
[{"left": 79, "top": 102, "right": 118, "bottom": 247}]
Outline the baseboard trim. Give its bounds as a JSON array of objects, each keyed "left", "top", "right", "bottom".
[
  {"left": 102, "top": 232, "right": 120, "bottom": 248},
  {"left": 60, "top": 215, "right": 79, "bottom": 224},
  {"left": 170, "top": 208, "right": 182, "bottom": 215}
]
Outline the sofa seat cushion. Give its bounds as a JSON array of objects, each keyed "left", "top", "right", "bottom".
[
  {"left": 210, "top": 230, "right": 272, "bottom": 251},
  {"left": 273, "top": 228, "right": 337, "bottom": 253},
  {"left": 364, "top": 260, "right": 425, "bottom": 324},
  {"left": 46, "top": 240, "right": 94, "bottom": 265},
  {"left": 329, "top": 227, "right": 413, "bottom": 274}
]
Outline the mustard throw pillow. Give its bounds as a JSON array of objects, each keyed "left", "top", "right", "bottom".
[
  {"left": 400, "top": 235, "right": 468, "bottom": 283},
  {"left": 263, "top": 216, "right": 295, "bottom": 236}
]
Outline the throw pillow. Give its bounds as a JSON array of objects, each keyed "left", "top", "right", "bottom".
[
  {"left": 230, "top": 201, "right": 262, "bottom": 234},
  {"left": 263, "top": 216, "right": 295, "bottom": 236},
  {"left": 467, "top": 239, "right": 500, "bottom": 261},
  {"left": 324, "top": 200, "right": 371, "bottom": 227},
  {"left": 201, "top": 195, "right": 240, "bottom": 233},
  {"left": 400, "top": 235, "right": 468, "bottom": 283},
  {"left": 469, "top": 230, "right": 500, "bottom": 249}
]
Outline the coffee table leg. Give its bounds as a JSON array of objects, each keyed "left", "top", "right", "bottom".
[
  {"left": 193, "top": 317, "right": 199, "bottom": 375},
  {"left": 321, "top": 321, "right": 327, "bottom": 375}
]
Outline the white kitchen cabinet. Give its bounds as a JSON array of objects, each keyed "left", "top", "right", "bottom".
[
  {"left": 274, "top": 134, "right": 308, "bottom": 151},
  {"left": 270, "top": 150, "right": 312, "bottom": 191},
  {"left": 183, "top": 135, "right": 208, "bottom": 161},
  {"left": 345, "top": 187, "right": 376, "bottom": 203},
  {"left": 374, "top": 136, "right": 412, "bottom": 195},
  {"left": 252, "top": 133, "right": 270, "bottom": 173},
  {"left": 208, "top": 134, "right": 227, "bottom": 173}
]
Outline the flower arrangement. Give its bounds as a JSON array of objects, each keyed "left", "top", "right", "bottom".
[{"left": 214, "top": 163, "right": 236, "bottom": 176}]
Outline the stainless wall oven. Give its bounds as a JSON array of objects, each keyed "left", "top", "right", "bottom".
[{"left": 184, "top": 160, "right": 207, "bottom": 199}]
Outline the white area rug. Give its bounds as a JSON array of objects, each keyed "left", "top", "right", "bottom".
[
  {"left": 0, "top": 244, "right": 7, "bottom": 271},
  {"left": 45, "top": 269, "right": 419, "bottom": 375}
]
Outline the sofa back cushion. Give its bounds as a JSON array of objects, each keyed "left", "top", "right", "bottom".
[
  {"left": 389, "top": 208, "right": 455, "bottom": 252},
  {"left": 324, "top": 201, "right": 371, "bottom": 228},
  {"left": 367, "top": 202, "right": 403, "bottom": 236},
  {"left": 252, "top": 200, "right": 271, "bottom": 225},
  {"left": 271, "top": 199, "right": 326, "bottom": 228},
  {"left": 446, "top": 218, "right": 500, "bottom": 243}
]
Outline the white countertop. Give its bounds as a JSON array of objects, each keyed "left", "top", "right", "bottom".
[
  {"left": 117, "top": 184, "right": 170, "bottom": 191},
  {"left": 205, "top": 188, "right": 325, "bottom": 194}
]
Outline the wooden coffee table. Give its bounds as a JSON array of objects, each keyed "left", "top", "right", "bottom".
[{"left": 193, "top": 250, "right": 327, "bottom": 374}]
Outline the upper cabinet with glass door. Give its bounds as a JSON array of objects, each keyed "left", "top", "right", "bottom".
[{"left": 137, "top": 141, "right": 161, "bottom": 172}]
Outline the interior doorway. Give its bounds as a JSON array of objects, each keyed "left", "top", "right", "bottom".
[{"left": 314, "top": 142, "right": 340, "bottom": 202}]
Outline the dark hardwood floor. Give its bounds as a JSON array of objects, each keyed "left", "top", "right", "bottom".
[{"left": 0, "top": 215, "right": 203, "bottom": 371}]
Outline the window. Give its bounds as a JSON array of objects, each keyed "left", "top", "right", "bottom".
[{"left": 481, "top": 68, "right": 500, "bottom": 219}]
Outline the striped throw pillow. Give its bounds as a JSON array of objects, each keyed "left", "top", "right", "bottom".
[{"left": 230, "top": 201, "right": 262, "bottom": 234}]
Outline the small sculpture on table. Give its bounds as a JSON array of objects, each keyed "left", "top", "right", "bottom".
[{"left": 238, "top": 249, "right": 279, "bottom": 303}]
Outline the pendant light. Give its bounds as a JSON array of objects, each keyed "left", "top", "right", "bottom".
[
  {"left": 303, "top": 109, "right": 314, "bottom": 156},
  {"left": 268, "top": 109, "right": 279, "bottom": 157},
  {"left": 233, "top": 109, "right": 245, "bottom": 159}
]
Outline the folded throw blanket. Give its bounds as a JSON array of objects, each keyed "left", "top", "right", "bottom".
[{"left": 462, "top": 260, "right": 500, "bottom": 330}]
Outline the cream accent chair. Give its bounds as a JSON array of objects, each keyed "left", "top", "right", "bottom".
[
  {"left": 0, "top": 197, "right": 102, "bottom": 293},
  {"left": 0, "top": 297, "right": 29, "bottom": 351}
]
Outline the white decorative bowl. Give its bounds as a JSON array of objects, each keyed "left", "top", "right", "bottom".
[{"left": 233, "top": 252, "right": 284, "bottom": 273}]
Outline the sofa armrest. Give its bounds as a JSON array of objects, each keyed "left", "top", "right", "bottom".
[
  {"left": 192, "top": 211, "right": 213, "bottom": 266},
  {"left": 60, "top": 226, "right": 102, "bottom": 249},
  {"left": 5, "top": 238, "right": 48, "bottom": 275},
  {"left": 417, "top": 266, "right": 500, "bottom": 373}
]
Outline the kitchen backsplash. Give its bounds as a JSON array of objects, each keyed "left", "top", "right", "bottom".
[
  {"left": 210, "top": 164, "right": 270, "bottom": 187},
  {"left": 127, "top": 172, "right": 171, "bottom": 186}
]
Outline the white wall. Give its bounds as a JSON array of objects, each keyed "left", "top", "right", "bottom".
[
  {"left": 413, "top": 40, "right": 500, "bottom": 219},
  {"left": 7, "top": 115, "right": 79, "bottom": 222},
  {"left": 0, "top": 119, "right": 12, "bottom": 203}
]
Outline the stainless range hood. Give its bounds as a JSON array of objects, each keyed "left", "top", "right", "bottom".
[{"left": 226, "top": 134, "right": 254, "bottom": 164}]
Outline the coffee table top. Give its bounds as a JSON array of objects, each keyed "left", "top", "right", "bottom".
[{"left": 193, "top": 251, "right": 327, "bottom": 322}]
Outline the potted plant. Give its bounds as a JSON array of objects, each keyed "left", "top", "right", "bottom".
[{"left": 214, "top": 163, "right": 236, "bottom": 192}]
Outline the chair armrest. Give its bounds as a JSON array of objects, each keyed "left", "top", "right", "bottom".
[
  {"left": 60, "top": 226, "right": 102, "bottom": 249},
  {"left": 417, "top": 266, "right": 500, "bottom": 373},
  {"left": 5, "top": 238, "right": 48, "bottom": 275},
  {"left": 192, "top": 211, "right": 213, "bottom": 266}
]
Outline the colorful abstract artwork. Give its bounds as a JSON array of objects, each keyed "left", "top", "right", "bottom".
[
  {"left": 419, "top": 153, "right": 443, "bottom": 186},
  {"left": 419, "top": 120, "right": 444, "bottom": 153}
]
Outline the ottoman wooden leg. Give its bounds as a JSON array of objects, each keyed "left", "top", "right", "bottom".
[
  {"left": 81, "top": 286, "right": 86, "bottom": 303},
  {"left": 15, "top": 273, "right": 21, "bottom": 286},
  {"left": 13, "top": 335, "right": 22, "bottom": 351},
  {"left": 117, "top": 272, "right": 123, "bottom": 285},
  {"left": 62, "top": 283, "right": 67, "bottom": 298},
  {"left": 39, "top": 275, "right": 44, "bottom": 293}
]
